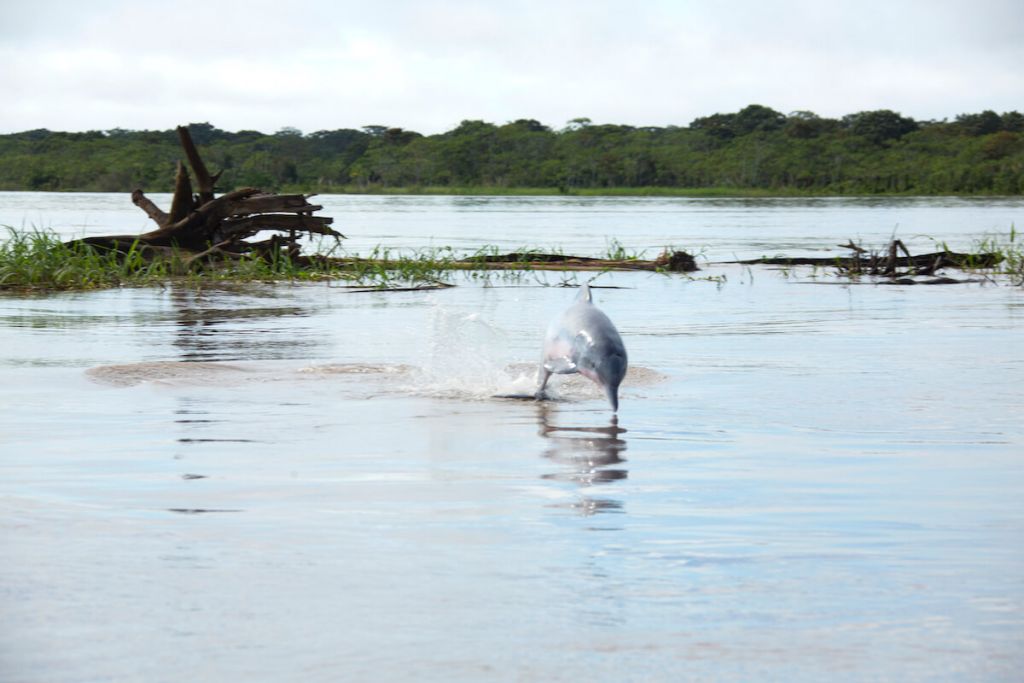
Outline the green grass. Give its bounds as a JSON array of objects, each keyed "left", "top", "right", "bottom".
[
  {"left": 0, "top": 228, "right": 348, "bottom": 290},
  {"left": 966, "top": 225, "right": 1024, "bottom": 285},
  {"left": 604, "top": 238, "right": 647, "bottom": 260},
  {"left": 0, "top": 229, "right": 525, "bottom": 291},
  {"left": 0, "top": 228, "right": 653, "bottom": 292},
  {"left": 0, "top": 229, "right": 173, "bottom": 289}
]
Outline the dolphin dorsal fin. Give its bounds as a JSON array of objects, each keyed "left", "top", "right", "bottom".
[{"left": 576, "top": 283, "right": 593, "bottom": 303}]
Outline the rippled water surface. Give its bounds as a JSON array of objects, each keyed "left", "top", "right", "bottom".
[{"left": 2, "top": 194, "right": 1023, "bottom": 681}]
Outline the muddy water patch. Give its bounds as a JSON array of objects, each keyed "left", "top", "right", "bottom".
[{"left": 87, "top": 361, "right": 254, "bottom": 387}]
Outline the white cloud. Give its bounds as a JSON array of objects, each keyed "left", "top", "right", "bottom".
[{"left": 1, "top": 0, "right": 1021, "bottom": 134}]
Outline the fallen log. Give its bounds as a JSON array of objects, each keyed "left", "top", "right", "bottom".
[
  {"left": 226, "top": 194, "right": 321, "bottom": 216},
  {"left": 722, "top": 238, "right": 1004, "bottom": 284},
  {"left": 64, "top": 126, "right": 340, "bottom": 263}
]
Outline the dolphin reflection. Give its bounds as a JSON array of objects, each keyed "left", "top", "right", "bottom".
[{"left": 536, "top": 405, "right": 628, "bottom": 515}]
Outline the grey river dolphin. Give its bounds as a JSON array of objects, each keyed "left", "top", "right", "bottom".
[{"left": 536, "top": 283, "right": 628, "bottom": 411}]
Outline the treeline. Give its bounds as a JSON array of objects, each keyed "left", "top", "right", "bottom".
[{"left": 1, "top": 105, "right": 1022, "bottom": 194}]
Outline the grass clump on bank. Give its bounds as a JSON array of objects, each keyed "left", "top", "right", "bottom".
[
  {"left": 0, "top": 229, "right": 432, "bottom": 291},
  {"left": 0, "top": 228, "right": 684, "bottom": 293},
  {"left": 0, "top": 229, "right": 173, "bottom": 290},
  {"left": 964, "top": 226, "right": 1024, "bottom": 285},
  {"left": 0, "top": 229, "right": 505, "bottom": 292}
]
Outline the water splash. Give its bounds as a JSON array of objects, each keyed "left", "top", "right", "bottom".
[{"left": 408, "top": 304, "right": 536, "bottom": 400}]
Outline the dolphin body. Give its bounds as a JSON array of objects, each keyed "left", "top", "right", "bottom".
[{"left": 536, "top": 284, "right": 628, "bottom": 411}]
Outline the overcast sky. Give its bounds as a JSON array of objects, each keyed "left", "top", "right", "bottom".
[{"left": 1, "top": 0, "right": 1021, "bottom": 135}]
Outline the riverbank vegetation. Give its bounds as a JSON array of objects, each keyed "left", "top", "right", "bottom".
[
  {"left": 0, "top": 229, "right": 447, "bottom": 290},
  {"left": 3, "top": 227, "right": 1021, "bottom": 292},
  {"left": 2, "top": 106, "right": 1022, "bottom": 195},
  {"left": 0, "top": 228, "right": 700, "bottom": 291}
]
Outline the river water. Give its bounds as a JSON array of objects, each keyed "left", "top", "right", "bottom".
[{"left": 1, "top": 193, "right": 1023, "bottom": 681}]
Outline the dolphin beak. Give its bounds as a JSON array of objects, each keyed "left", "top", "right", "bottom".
[
  {"left": 596, "top": 353, "right": 626, "bottom": 412},
  {"left": 604, "top": 382, "right": 620, "bottom": 412}
]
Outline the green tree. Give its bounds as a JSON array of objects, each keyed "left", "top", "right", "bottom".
[
  {"left": 844, "top": 110, "right": 919, "bottom": 145},
  {"left": 955, "top": 110, "right": 1003, "bottom": 136},
  {"left": 733, "top": 104, "right": 786, "bottom": 135}
]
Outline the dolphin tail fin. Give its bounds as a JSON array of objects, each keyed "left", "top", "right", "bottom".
[{"left": 576, "top": 283, "right": 592, "bottom": 303}]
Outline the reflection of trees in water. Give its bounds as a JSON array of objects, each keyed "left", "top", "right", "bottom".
[
  {"left": 537, "top": 404, "right": 628, "bottom": 516},
  {"left": 169, "top": 285, "right": 318, "bottom": 362}
]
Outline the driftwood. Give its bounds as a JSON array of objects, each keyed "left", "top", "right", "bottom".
[
  {"left": 729, "top": 238, "right": 1002, "bottom": 279},
  {"left": 65, "top": 126, "right": 341, "bottom": 263}
]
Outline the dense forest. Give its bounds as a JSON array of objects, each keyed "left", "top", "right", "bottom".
[{"left": 1, "top": 105, "right": 1022, "bottom": 195}]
